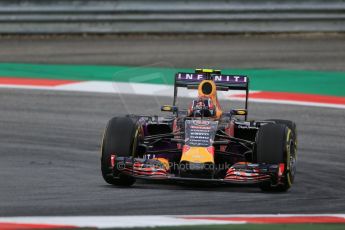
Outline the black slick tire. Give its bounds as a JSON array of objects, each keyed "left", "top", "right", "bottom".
[
  {"left": 101, "top": 116, "right": 140, "bottom": 186},
  {"left": 256, "top": 123, "right": 297, "bottom": 192}
]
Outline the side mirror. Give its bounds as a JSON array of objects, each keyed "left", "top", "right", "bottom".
[
  {"left": 161, "top": 105, "right": 178, "bottom": 113},
  {"left": 230, "top": 109, "right": 247, "bottom": 116}
]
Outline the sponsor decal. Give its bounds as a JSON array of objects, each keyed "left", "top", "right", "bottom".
[
  {"left": 237, "top": 125, "right": 250, "bottom": 129},
  {"left": 185, "top": 120, "right": 218, "bottom": 147},
  {"left": 192, "top": 120, "right": 210, "bottom": 126},
  {"left": 177, "top": 73, "right": 247, "bottom": 83}
]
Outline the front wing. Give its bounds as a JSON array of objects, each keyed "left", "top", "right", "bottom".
[{"left": 110, "top": 156, "right": 284, "bottom": 185}]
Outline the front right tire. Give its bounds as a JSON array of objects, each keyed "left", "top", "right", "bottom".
[{"left": 255, "top": 123, "right": 297, "bottom": 192}]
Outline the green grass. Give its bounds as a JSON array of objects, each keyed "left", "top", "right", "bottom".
[{"left": 1, "top": 63, "right": 345, "bottom": 96}]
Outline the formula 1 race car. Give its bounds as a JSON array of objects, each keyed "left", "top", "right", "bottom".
[{"left": 101, "top": 69, "right": 297, "bottom": 192}]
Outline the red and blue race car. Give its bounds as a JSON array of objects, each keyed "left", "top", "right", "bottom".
[{"left": 101, "top": 69, "right": 297, "bottom": 192}]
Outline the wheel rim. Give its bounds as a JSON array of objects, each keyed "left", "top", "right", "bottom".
[
  {"left": 289, "top": 138, "right": 297, "bottom": 181},
  {"left": 286, "top": 131, "right": 297, "bottom": 186}
]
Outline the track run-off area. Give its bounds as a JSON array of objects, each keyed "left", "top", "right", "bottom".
[
  {"left": 0, "top": 63, "right": 345, "bottom": 108},
  {"left": 0, "top": 35, "right": 344, "bottom": 228}
]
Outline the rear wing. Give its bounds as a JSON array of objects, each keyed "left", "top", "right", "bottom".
[
  {"left": 175, "top": 72, "right": 248, "bottom": 91},
  {"left": 173, "top": 72, "right": 250, "bottom": 117}
]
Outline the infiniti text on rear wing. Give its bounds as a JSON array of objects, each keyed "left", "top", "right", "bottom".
[{"left": 175, "top": 73, "right": 249, "bottom": 91}]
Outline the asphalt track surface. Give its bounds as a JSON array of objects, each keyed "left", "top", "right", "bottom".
[
  {"left": 0, "top": 88, "right": 344, "bottom": 216},
  {"left": 0, "top": 35, "right": 344, "bottom": 216}
]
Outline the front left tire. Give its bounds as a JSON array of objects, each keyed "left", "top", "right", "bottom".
[{"left": 101, "top": 116, "right": 140, "bottom": 186}]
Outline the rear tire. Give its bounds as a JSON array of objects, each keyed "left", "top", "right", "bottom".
[
  {"left": 101, "top": 116, "right": 140, "bottom": 186},
  {"left": 256, "top": 123, "right": 296, "bottom": 192}
]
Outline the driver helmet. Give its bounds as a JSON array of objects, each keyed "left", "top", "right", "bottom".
[{"left": 189, "top": 97, "right": 216, "bottom": 117}]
